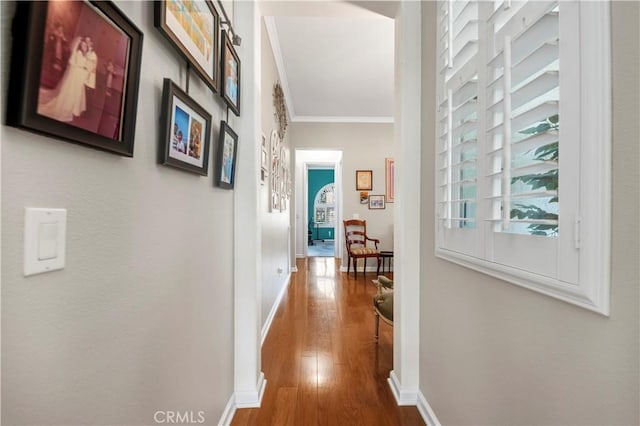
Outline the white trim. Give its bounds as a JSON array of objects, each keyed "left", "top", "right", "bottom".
[
  {"left": 387, "top": 370, "right": 418, "bottom": 406},
  {"left": 261, "top": 273, "right": 291, "bottom": 346},
  {"left": 217, "top": 395, "right": 237, "bottom": 426},
  {"left": 264, "top": 16, "right": 296, "bottom": 120},
  {"left": 234, "top": 373, "right": 267, "bottom": 408},
  {"left": 436, "top": 248, "right": 607, "bottom": 314},
  {"left": 576, "top": 1, "right": 611, "bottom": 317},
  {"left": 292, "top": 115, "right": 394, "bottom": 123},
  {"left": 417, "top": 391, "right": 442, "bottom": 426},
  {"left": 290, "top": 266, "right": 298, "bottom": 272},
  {"left": 296, "top": 254, "right": 305, "bottom": 259}
]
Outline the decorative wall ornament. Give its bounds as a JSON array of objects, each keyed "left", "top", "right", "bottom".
[
  {"left": 273, "top": 81, "right": 288, "bottom": 139},
  {"left": 269, "top": 130, "right": 280, "bottom": 212}
]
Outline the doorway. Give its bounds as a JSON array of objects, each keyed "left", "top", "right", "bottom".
[
  {"left": 307, "top": 168, "right": 335, "bottom": 257},
  {"left": 294, "top": 149, "right": 343, "bottom": 260}
]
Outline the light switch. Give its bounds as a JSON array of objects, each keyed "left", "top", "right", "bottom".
[
  {"left": 24, "top": 208, "right": 66, "bottom": 276},
  {"left": 38, "top": 222, "right": 58, "bottom": 260}
]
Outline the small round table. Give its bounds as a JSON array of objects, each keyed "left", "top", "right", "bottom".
[{"left": 379, "top": 251, "right": 394, "bottom": 274}]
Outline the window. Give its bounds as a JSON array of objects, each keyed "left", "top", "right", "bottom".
[
  {"left": 314, "top": 183, "right": 335, "bottom": 225},
  {"left": 435, "top": 0, "right": 611, "bottom": 315}
]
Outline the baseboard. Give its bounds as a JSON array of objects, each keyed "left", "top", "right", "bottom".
[
  {"left": 388, "top": 370, "right": 418, "bottom": 406},
  {"left": 261, "top": 273, "right": 291, "bottom": 346},
  {"left": 296, "top": 254, "right": 305, "bottom": 259},
  {"left": 235, "top": 373, "right": 267, "bottom": 408},
  {"left": 217, "top": 395, "right": 237, "bottom": 426},
  {"left": 290, "top": 266, "right": 298, "bottom": 272},
  {"left": 417, "top": 391, "right": 441, "bottom": 426}
]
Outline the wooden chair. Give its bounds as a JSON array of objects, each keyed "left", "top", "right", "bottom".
[
  {"left": 343, "top": 219, "right": 381, "bottom": 278},
  {"left": 372, "top": 275, "right": 394, "bottom": 341}
]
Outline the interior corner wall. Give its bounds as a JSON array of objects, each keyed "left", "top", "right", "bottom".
[
  {"left": 290, "top": 123, "right": 394, "bottom": 269},
  {"left": 1, "top": 1, "right": 235, "bottom": 424},
  {"left": 260, "top": 17, "right": 291, "bottom": 330},
  {"left": 419, "top": 2, "right": 640, "bottom": 425}
]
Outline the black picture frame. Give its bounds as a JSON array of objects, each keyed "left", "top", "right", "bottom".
[
  {"left": 220, "top": 30, "right": 241, "bottom": 116},
  {"left": 154, "top": 0, "right": 219, "bottom": 93},
  {"left": 215, "top": 121, "right": 238, "bottom": 189},
  {"left": 160, "top": 78, "right": 212, "bottom": 175},
  {"left": 6, "top": 1, "right": 143, "bottom": 156}
]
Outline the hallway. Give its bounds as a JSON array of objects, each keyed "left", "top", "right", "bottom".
[{"left": 232, "top": 258, "right": 423, "bottom": 426}]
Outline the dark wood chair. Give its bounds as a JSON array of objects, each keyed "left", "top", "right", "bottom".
[{"left": 343, "top": 219, "right": 381, "bottom": 278}]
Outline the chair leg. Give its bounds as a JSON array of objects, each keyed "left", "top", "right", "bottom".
[
  {"left": 376, "top": 256, "right": 381, "bottom": 276},
  {"left": 363, "top": 258, "right": 367, "bottom": 278},
  {"left": 353, "top": 258, "right": 358, "bottom": 278},
  {"left": 374, "top": 312, "right": 380, "bottom": 341},
  {"left": 347, "top": 255, "right": 351, "bottom": 275}
]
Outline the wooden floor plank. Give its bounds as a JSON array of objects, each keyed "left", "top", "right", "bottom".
[{"left": 231, "top": 258, "right": 423, "bottom": 426}]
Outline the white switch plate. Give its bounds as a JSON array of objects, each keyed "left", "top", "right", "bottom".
[{"left": 24, "top": 208, "right": 66, "bottom": 276}]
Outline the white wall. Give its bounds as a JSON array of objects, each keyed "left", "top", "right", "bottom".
[
  {"left": 1, "top": 2, "right": 235, "bottom": 425},
  {"left": 419, "top": 2, "right": 640, "bottom": 425},
  {"left": 260, "top": 18, "right": 291, "bottom": 331},
  {"left": 290, "top": 123, "right": 394, "bottom": 269}
]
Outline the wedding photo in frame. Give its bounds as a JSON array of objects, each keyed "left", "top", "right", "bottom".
[
  {"left": 6, "top": 1, "right": 143, "bottom": 156},
  {"left": 215, "top": 121, "right": 239, "bottom": 189},
  {"left": 160, "top": 78, "right": 212, "bottom": 175},
  {"left": 154, "top": 0, "right": 219, "bottom": 93},
  {"left": 221, "top": 30, "right": 241, "bottom": 116}
]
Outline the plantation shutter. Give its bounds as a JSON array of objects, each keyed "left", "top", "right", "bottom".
[
  {"left": 484, "top": 0, "right": 579, "bottom": 281},
  {"left": 435, "top": 0, "right": 610, "bottom": 314},
  {"left": 436, "top": 0, "right": 480, "bottom": 256}
]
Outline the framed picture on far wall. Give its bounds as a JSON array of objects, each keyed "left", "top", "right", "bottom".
[
  {"left": 385, "top": 158, "right": 395, "bottom": 202},
  {"left": 221, "top": 30, "right": 241, "bottom": 116},
  {"left": 216, "top": 121, "right": 239, "bottom": 189},
  {"left": 154, "top": 0, "right": 219, "bottom": 93},
  {"left": 160, "top": 79, "right": 212, "bottom": 175},
  {"left": 356, "top": 170, "right": 373, "bottom": 190},
  {"left": 369, "top": 194, "right": 386, "bottom": 210},
  {"left": 6, "top": 1, "right": 143, "bottom": 156}
]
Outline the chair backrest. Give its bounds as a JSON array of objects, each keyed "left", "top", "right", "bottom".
[{"left": 343, "top": 219, "right": 367, "bottom": 252}]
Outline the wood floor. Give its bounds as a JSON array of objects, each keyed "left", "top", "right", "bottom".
[{"left": 231, "top": 257, "right": 424, "bottom": 426}]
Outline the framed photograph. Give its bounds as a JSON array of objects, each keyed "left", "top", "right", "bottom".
[
  {"left": 260, "top": 132, "right": 268, "bottom": 184},
  {"left": 221, "top": 30, "right": 241, "bottom": 116},
  {"left": 160, "top": 78, "right": 211, "bottom": 175},
  {"left": 385, "top": 158, "right": 395, "bottom": 202},
  {"left": 154, "top": 0, "right": 219, "bottom": 93},
  {"left": 269, "top": 130, "right": 280, "bottom": 212},
  {"left": 360, "top": 191, "right": 369, "bottom": 204},
  {"left": 216, "top": 121, "right": 239, "bottom": 189},
  {"left": 356, "top": 170, "right": 373, "bottom": 190},
  {"left": 369, "top": 195, "right": 386, "bottom": 210},
  {"left": 6, "top": 1, "right": 143, "bottom": 156}
]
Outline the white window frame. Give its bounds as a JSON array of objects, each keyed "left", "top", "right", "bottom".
[
  {"left": 435, "top": 1, "right": 611, "bottom": 315},
  {"left": 314, "top": 183, "right": 336, "bottom": 228}
]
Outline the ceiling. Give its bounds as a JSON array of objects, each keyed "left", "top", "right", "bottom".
[{"left": 262, "top": 1, "right": 396, "bottom": 123}]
